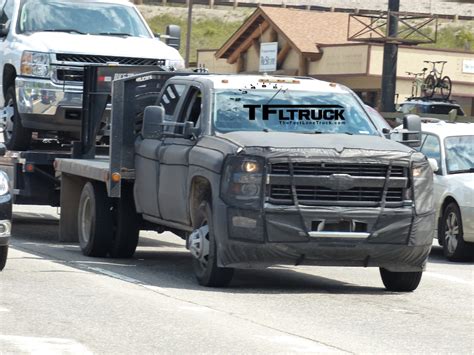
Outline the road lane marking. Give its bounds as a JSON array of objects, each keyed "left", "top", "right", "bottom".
[
  {"left": 86, "top": 266, "right": 140, "bottom": 284},
  {"left": 0, "top": 307, "right": 10, "bottom": 312},
  {"left": 424, "top": 271, "right": 473, "bottom": 286},
  {"left": 258, "top": 335, "right": 343, "bottom": 353},
  {"left": 0, "top": 335, "right": 92, "bottom": 354}
]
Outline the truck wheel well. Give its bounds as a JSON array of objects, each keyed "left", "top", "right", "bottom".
[
  {"left": 3, "top": 65, "right": 16, "bottom": 99},
  {"left": 438, "top": 196, "right": 458, "bottom": 241},
  {"left": 189, "top": 176, "right": 212, "bottom": 227}
]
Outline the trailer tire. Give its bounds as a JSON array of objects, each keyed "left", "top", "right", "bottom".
[
  {"left": 0, "top": 246, "right": 8, "bottom": 271},
  {"left": 78, "top": 182, "right": 113, "bottom": 257},
  {"left": 109, "top": 186, "right": 140, "bottom": 258},
  {"left": 191, "top": 201, "right": 234, "bottom": 287},
  {"left": 379, "top": 268, "right": 423, "bottom": 292}
]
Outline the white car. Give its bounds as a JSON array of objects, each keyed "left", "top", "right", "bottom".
[{"left": 418, "top": 122, "right": 474, "bottom": 261}]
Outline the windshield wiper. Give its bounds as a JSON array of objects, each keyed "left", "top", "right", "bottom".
[
  {"left": 449, "top": 168, "right": 474, "bottom": 174},
  {"left": 40, "top": 29, "right": 87, "bottom": 35},
  {"left": 97, "top": 32, "right": 132, "bottom": 37}
]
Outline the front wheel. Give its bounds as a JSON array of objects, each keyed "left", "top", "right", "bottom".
[
  {"left": 0, "top": 245, "right": 8, "bottom": 271},
  {"left": 379, "top": 268, "right": 422, "bottom": 292},
  {"left": 190, "top": 201, "right": 234, "bottom": 287},
  {"left": 440, "top": 76, "right": 452, "bottom": 100},
  {"left": 441, "top": 202, "right": 472, "bottom": 261},
  {"left": 2, "top": 86, "right": 31, "bottom": 151},
  {"left": 423, "top": 75, "right": 436, "bottom": 98}
]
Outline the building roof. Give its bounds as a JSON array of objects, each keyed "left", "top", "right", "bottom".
[{"left": 216, "top": 7, "right": 357, "bottom": 59}]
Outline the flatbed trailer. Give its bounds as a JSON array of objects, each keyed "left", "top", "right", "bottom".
[{"left": 0, "top": 65, "right": 186, "bottom": 245}]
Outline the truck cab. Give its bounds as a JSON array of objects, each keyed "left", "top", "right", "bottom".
[
  {"left": 0, "top": 0, "right": 183, "bottom": 150},
  {"left": 132, "top": 74, "right": 435, "bottom": 290}
]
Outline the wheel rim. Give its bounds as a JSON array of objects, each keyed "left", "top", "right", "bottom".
[
  {"left": 1, "top": 98, "right": 15, "bottom": 141},
  {"left": 193, "top": 223, "right": 210, "bottom": 273},
  {"left": 444, "top": 212, "right": 459, "bottom": 255},
  {"left": 80, "top": 196, "right": 92, "bottom": 244}
]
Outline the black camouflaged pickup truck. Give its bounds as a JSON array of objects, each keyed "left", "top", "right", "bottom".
[{"left": 57, "top": 72, "right": 435, "bottom": 292}]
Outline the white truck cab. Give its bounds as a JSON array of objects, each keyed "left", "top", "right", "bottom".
[{"left": 0, "top": 0, "right": 184, "bottom": 150}]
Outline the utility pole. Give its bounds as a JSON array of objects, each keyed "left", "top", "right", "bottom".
[
  {"left": 381, "top": 0, "right": 400, "bottom": 112},
  {"left": 185, "top": 0, "right": 193, "bottom": 67}
]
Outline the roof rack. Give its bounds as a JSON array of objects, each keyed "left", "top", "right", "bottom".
[{"left": 405, "top": 96, "right": 459, "bottom": 104}]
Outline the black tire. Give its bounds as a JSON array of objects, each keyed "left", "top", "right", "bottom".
[
  {"left": 191, "top": 201, "right": 234, "bottom": 287},
  {"left": 109, "top": 185, "right": 140, "bottom": 258},
  {"left": 78, "top": 181, "right": 113, "bottom": 257},
  {"left": 3, "top": 86, "right": 32, "bottom": 151},
  {"left": 0, "top": 245, "right": 8, "bottom": 271},
  {"left": 440, "top": 76, "right": 452, "bottom": 100},
  {"left": 380, "top": 268, "right": 422, "bottom": 292},
  {"left": 440, "top": 202, "right": 472, "bottom": 261},
  {"left": 423, "top": 75, "right": 436, "bottom": 98}
]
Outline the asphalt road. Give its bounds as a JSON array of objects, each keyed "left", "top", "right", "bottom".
[{"left": 1, "top": 206, "right": 473, "bottom": 354}]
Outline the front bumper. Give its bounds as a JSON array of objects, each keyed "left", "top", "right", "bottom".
[
  {"left": 460, "top": 205, "right": 474, "bottom": 243},
  {"left": 214, "top": 200, "right": 434, "bottom": 272},
  {"left": 15, "top": 76, "right": 83, "bottom": 132}
]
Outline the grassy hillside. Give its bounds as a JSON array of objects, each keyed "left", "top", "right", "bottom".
[
  {"left": 139, "top": 5, "right": 251, "bottom": 63},
  {"left": 147, "top": 13, "right": 242, "bottom": 62}
]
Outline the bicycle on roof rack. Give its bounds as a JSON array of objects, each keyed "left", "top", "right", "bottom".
[
  {"left": 423, "top": 60, "right": 452, "bottom": 99},
  {"left": 406, "top": 68, "right": 428, "bottom": 98}
]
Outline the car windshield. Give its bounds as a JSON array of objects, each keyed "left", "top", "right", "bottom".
[
  {"left": 213, "top": 89, "right": 378, "bottom": 135},
  {"left": 444, "top": 135, "right": 474, "bottom": 174},
  {"left": 18, "top": 0, "right": 151, "bottom": 38}
]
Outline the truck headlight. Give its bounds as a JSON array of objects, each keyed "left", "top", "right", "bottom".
[
  {"left": 0, "top": 171, "right": 10, "bottom": 196},
  {"left": 21, "top": 51, "right": 51, "bottom": 78},
  {"left": 221, "top": 156, "right": 264, "bottom": 209},
  {"left": 411, "top": 160, "right": 434, "bottom": 215}
]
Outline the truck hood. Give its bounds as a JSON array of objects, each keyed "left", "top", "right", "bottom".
[
  {"left": 217, "top": 131, "right": 413, "bottom": 153},
  {"left": 18, "top": 32, "right": 183, "bottom": 61}
]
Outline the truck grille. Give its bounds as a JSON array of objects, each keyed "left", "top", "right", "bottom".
[
  {"left": 271, "top": 162, "right": 406, "bottom": 177},
  {"left": 269, "top": 185, "right": 404, "bottom": 204},
  {"left": 267, "top": 162, "right": 408, "bottom": 207},
  {"left": 56, "top": 54, "right": 166, "bottom": 66}
]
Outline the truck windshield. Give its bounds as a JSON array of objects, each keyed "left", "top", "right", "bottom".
[
  {"left": 213, "top": 89, "right": 378, "bottom": 135},
  {"left": 445, "top": 135, "right": 474, "bottom": 174},
  {"left": 18, "top": 0, "right": 152, "bottom": 38}
]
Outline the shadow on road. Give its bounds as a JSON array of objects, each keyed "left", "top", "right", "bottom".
[{"left": 8, "top": 217, "right": 413, "bottom": 296}]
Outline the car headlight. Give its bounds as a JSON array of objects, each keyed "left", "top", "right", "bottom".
[
  {"left": 0, "top": 171, "right": 10, "bottom": 196},
  {"left": 411, "top": 157, "right": 434, "bottom": 215},
  {"left": 21, "top": 51, "right": 51, "bottom": 78},
  {"left": 167, "top": 59, "right": 185, "bottom": 70},
  {"left": 221, "top": 155, "right": 264, "bottom": 209}
]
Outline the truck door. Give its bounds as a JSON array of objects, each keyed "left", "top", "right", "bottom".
[
  {"left": 134, "top": 83, "right": 186, "bottom": 218},
  {"left": 158, "top": 85, "right": 203, "bottom": 225}
]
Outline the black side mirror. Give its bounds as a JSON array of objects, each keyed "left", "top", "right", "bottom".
[
  {"left": 165, "top": 25, "right": 181, "bottom": 50},
  {"left": 142, "top": 106, "right": 164, "bottom": 140},
  {"left": 402, "top": 114, "right": 422, "bottom": 148},
  {"left": 0, "top": 143, "right": 6, "bottom": 156},
  {"left": 183, "top": 121, "right": 201, "bottom": 140},
  {"left": 0, "top": 21, "right": 10, "bottom": 37}
]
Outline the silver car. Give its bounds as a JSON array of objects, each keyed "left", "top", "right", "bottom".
[{"left": 418, "top": 122, "right": 474, "bottom": 261}]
